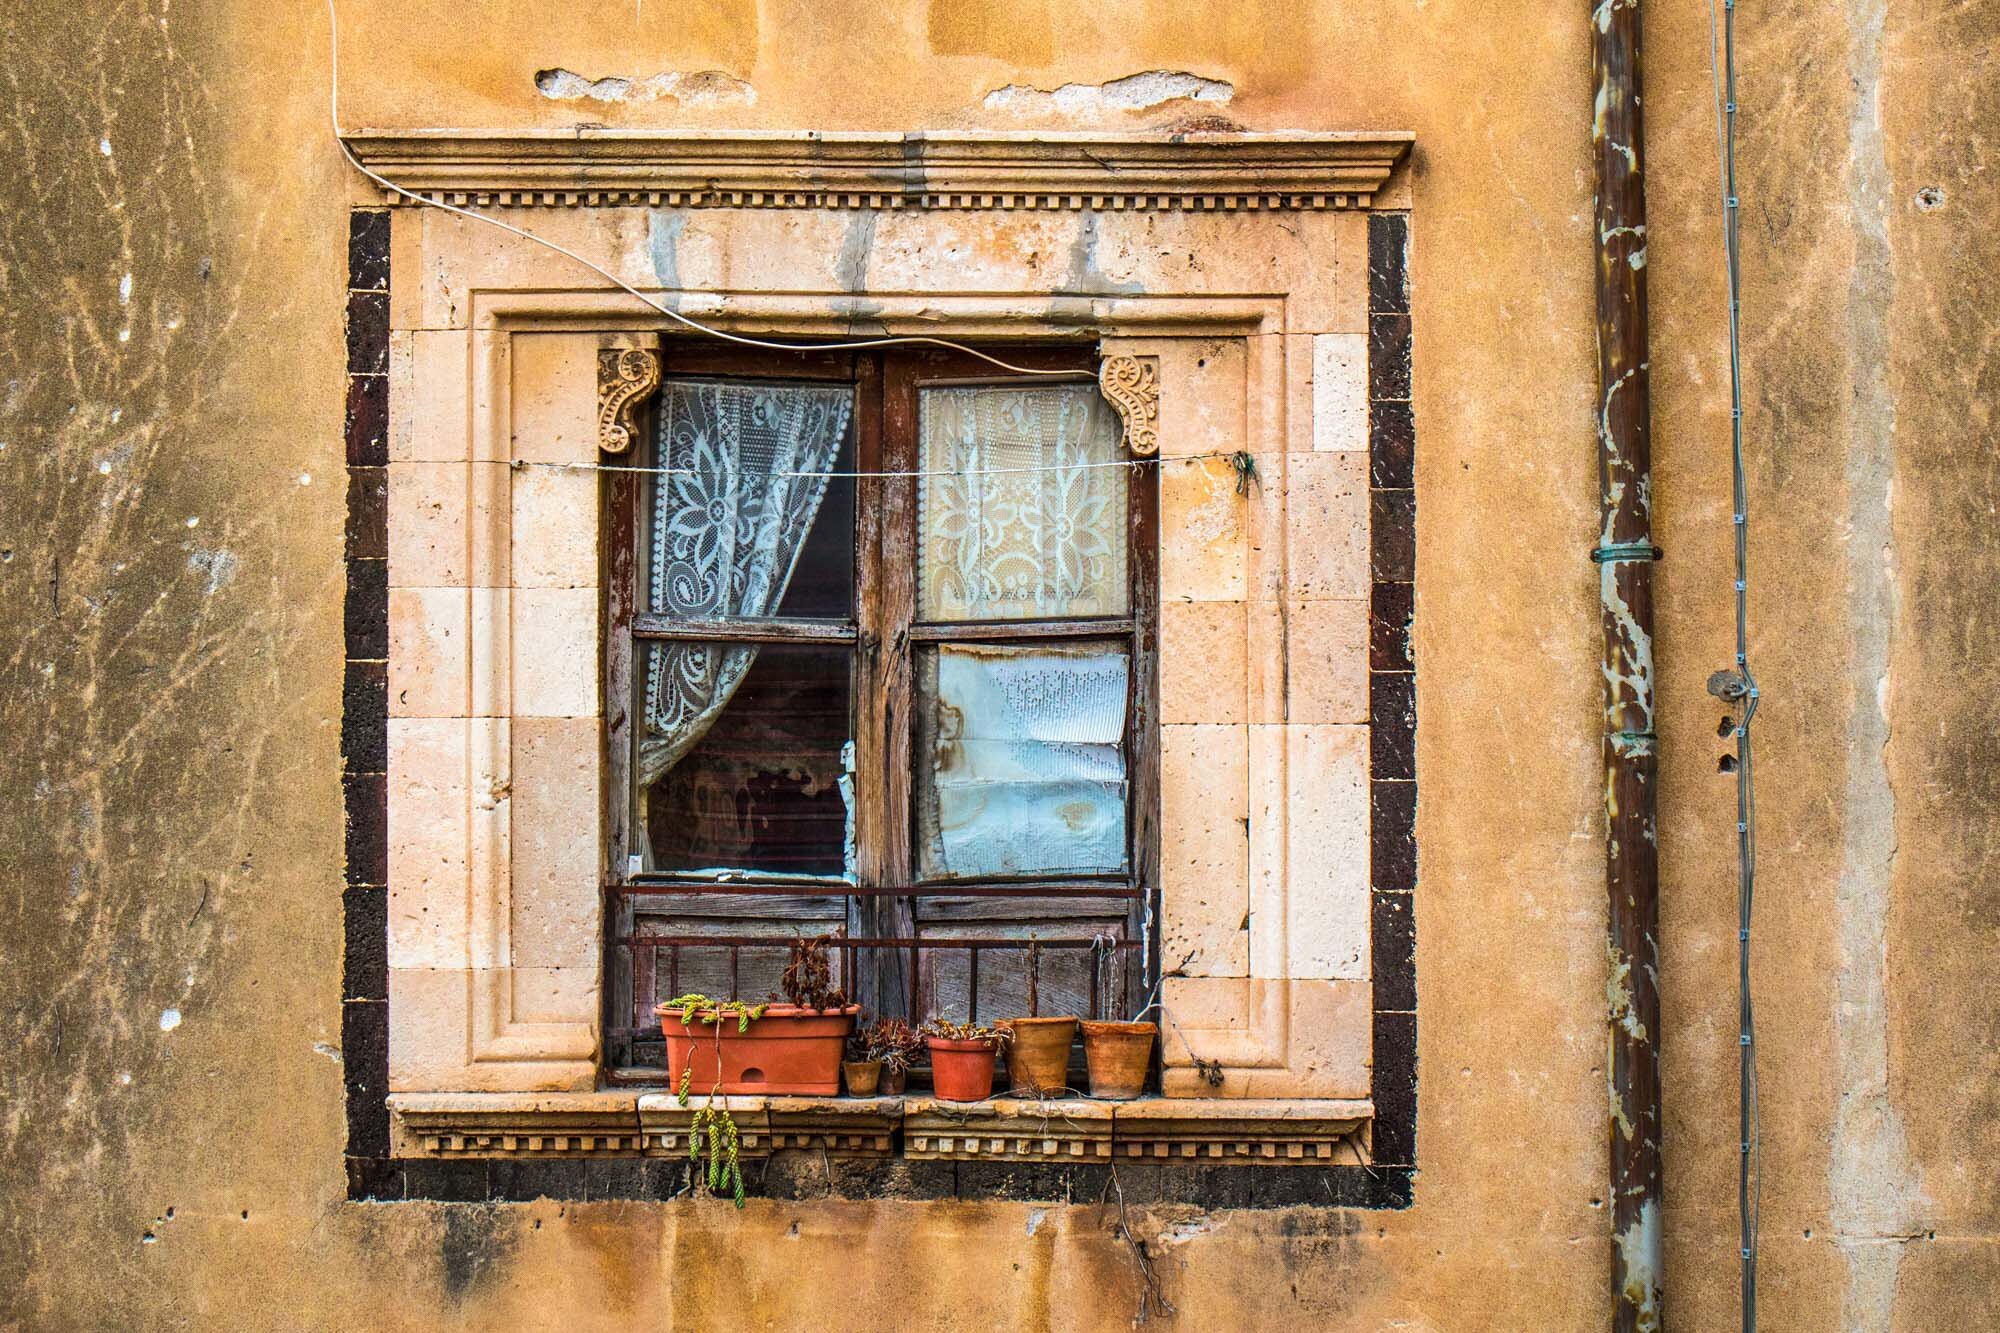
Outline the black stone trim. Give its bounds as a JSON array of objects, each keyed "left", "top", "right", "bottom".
[
  {"left": 342, "top": 210, "right": 395, "bottom": 1193},
  {"left": 1366, "top": 210, "right": 1418, "bottom": 1190},
  {"left": 346, "top": 208, "right": 1422, "bottom": 1211}
]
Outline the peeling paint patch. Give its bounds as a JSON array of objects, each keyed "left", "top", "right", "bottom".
[
  {"left": 983, "top": 71, "right": 1232, "bottom": 116},
  {"left": 1614, "top": 1198, "right": 1662, "bottom": 1332},
  {"left": 187, "top": 547, "right": 237, "bottom": 595},
  {"left": 534, "top": 68, "right": 754, "bottom": 108}
]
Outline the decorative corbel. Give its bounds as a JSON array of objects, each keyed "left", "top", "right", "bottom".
[
  {"left": 1097, "top": 354, "right": 1160, "bottom": 458},
  {"left": 597, "top": 346, "right": 662, "bottom": 454}
]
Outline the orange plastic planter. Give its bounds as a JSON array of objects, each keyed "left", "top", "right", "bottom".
[
  {"left": 926, "top": 1036, "right": 1000, "bottom": 1102},
  {"left": 658, "top": 1003, "right": 859, "bottom": 1095}
]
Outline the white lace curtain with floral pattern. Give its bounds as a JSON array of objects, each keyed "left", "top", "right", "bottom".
[
  {"left": 916, "top": 383, "right": 1128, "bottom": 622},
  {"left": 641, "top": 380, "right": 854, "bottom": 789}
]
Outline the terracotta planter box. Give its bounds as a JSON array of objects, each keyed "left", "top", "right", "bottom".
[{"left": 658, "top": 1003, "right": 859, "bottom": 1096}]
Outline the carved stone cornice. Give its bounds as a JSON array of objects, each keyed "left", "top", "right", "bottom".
[
  {"left": 1098, "top": 354, "right": 1160, "bottom": 457},
  {"left": 597, "top": 346, "right": 661, "bottom": 454},
  {"left": 344, "top": 129, "right": 1414, "bottom": 212},
  {"left": 387, "top": 1092, "right": 1372, "bottom": 1163}
]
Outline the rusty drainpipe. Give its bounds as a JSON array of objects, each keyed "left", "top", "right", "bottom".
[{"left": 1592, "top": 0, "right": 1663, "bottom": 1329}]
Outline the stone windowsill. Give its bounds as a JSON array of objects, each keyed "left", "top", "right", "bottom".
[{"left": 388, "top": 1092, "right": 1373, "bottom": 1166}]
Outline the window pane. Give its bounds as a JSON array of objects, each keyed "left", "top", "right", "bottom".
[
  {"left": 642, "top": 643, "right": 853, "bottom": 878},
  {"left": 647, "top": 378, "right": 855, "bottom": 624},
  {"left": 917, "top": 382, "right": 1128, "bottom": 622},
  {"left": 915, "top": 642, "right": 1130, "bottom": 880}
]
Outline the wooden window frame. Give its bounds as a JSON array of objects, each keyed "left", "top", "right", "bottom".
[{"left": 601, "top": 341, "right": 1160, "bottom": 1076}]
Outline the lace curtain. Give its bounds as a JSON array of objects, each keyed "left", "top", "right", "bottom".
[
  {"left": 641, "top": 380, "right": 854, "bottom": 789},
  {"left": 916, "top": 383, "right": 1128, "bottom": 622}
]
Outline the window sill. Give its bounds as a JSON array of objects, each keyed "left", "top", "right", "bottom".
[{"left": 388, "top": 1092, "right": 1373, "bottom": 1166}]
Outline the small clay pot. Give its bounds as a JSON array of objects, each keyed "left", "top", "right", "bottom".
[
  {"left": 879, "top": 1066, "right": 908, "bottom": 1096},
  {"left": 1081, "top": 1020, "right": 1156, "bottom": 1100},
  {"left": 843, "top": 1059, "right": 882, "bottom": 1097},
  {"left": 1000, "top": 1016, "right": 1078, "bottom": 1094},
  {"left": 927, "top": 1037, "right": 999, "bottom": 1102}
]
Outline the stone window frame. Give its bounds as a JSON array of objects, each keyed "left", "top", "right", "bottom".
[
  {"left": 337, "top": 131, "right": 1419, "bottom": 1207},
  {"left": 600, "top": 339, "right": 1161, "bottom": 1071}
]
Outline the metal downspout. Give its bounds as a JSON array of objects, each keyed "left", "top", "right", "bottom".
[{"left": 1592, "top": 1, "right": 1663, "bottom": 1328}]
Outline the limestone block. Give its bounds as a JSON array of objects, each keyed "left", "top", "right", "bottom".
[
  {"left": 1245, "top": 601, "right": 1287, "bottom": 725},
  {"left": 505, "top": 964, "right": 600, "bottom": 1027},
  {"left": 1083, "top": 210, "right": 1351, "bottom": 330},
  {"left": 509, "top": 334, "right": 602, "bottom": 464},
  {"left": 1160, "top": 598, "right": 1246, "bottom": 725},
  {"left": 1161, "top": 975, "right": 1284, "bottom": 1068},
  {"left": 1286, "top": 598, "right": 1369, "bottom": 724},
  {"left": 387, "top": 460, "right": 468, "bottom": 587},
  {"left": 1160, "top": 455, "right": 1248, "bottom": 602},
  {"left": 391, "top": 330, "right": 471, "bottom": 462},
  {"left": 418, "top": 209, "right": 658, "bottom": 327},
  {"left": 389, "top": 967, "right": 596, "bottom": 1093},
  {"left": 1247, "top": 979, "right": 1372, "bottom": 1098},
  {"left": 510, "top": 464, "right": 597, "bottom": 588},
  {"left": 509, "top": 587, "right": 598, "bottom": 718},
  {"left": 1280, "top": 334, "right": 1314, "bottom": 453},
  {"left": 862, "top": 210, "right": 1085, "bottom": 295},
  {"left": 469, "top": 587, "right": 510, "bottom": 718},
  {"left": 1241, "top": 450, "right": 1289, "bottom": 605},
  {"left": 388, "top": 210, "right": 424, "bottom": 330},
  {"left": 1285, "top": 724, "right": 1370, "bottom": 979},
  {"left": 1312, "top": 333, "right": 1368, "bottom": 453},
  {"left": 387, "top": 717, "right": 473, "bottom": 969},
  {"left": 1246, "top": 723, "right": 1288, "bottom": 977},
  {"left": 1159, "top": 723, "right": 1250, "bottom": 977},
  {"left": 1155, "top": 337, "right": 1247, "bottom": 462},
  {"left": 1285, "top": 451, "right": 1369, "bottom": 601},
  {"left": 510, "top": 716, "right": 602, "bottom": 970},
  {"left": 388, "top": 586, "right": 470, "bottom": 719}
]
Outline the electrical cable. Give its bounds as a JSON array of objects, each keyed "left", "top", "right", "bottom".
[
  {"left": 326, "top": 0, "right": 1080, "bottom": 378},
  {"left": 1708, "top": 3, "right": 1761, "bottom": 1328}
]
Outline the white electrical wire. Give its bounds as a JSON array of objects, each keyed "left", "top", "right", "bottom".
[{"left": 326, "top": 0, "right": 1082, "bottom": 378}]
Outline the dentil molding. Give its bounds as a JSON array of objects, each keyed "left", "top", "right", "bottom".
[{"left": 344, "top": 129, "right": 1413, "bottom": 212}]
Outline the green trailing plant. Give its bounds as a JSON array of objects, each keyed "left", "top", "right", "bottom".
[
  {"left": 663, "top": 992, "right": 763, "bottom": 1207},
  {"left": 663, "top": 992, "right": 766, "bottom": 1032}
]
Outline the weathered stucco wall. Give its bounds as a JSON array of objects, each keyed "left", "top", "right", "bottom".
[{"left": 2, "top": 1, "right": 1992, "bottom": 1327}]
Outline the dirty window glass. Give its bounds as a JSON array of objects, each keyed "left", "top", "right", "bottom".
[
  {"left": 916, "top": 383, "right": 1128, "bottom": 622},
  {"left": 645, "top": 643, "right": 853, "bottom": 878},
  {"left": 914, "top": 642, "right": 1130, "bottom": 880}
]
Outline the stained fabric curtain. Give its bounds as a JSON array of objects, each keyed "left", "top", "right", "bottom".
[
  {"left": 640, "top": 379, "right": 854, "bottom": 789},
  {"left": 916, "top": 383, "right": 1128, "bottom": 622}
]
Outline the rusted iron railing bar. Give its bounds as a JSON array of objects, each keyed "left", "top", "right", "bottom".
[
  {"left": 612, "top": 879, "right": 1140, "bottom": 897},
  {"left": 619, "top": 933, "right": 1141, "bottom": 949}
]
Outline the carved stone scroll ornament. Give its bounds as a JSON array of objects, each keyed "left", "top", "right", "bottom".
[
  {"left": 597, "top": 347, "right": 662, "bottom": 454},
  {"left": 1098, "top": 354, "right": 1160, "bottom": 458}
]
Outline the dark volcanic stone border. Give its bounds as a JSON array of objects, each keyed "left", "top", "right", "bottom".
[
  {"left": 342, "top": 209, "right": 394, "bottom": 1195},
  {"left": 343, "top": 208, "right": 1419, "bottom": 1208}
]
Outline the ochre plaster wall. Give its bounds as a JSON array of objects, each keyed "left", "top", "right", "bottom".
[{"left": 2, "top": 2, "right": 1992, "bottom": 1327}]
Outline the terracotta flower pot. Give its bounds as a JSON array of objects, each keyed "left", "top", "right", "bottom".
[
  {"left": 1081, "top": 1020, "right": 1156, "bottom": 1100},
  {"left": 926, "top": 1036, "right": 1000, "bottom": 1102},
  {"left": 843, "top": 1059, "right": 882, "bottom": 1097},
  {"left": 1000, "top": 1016, "right": 1077, "bottom": 1095},
  {"left": 658, "top": 1003, "right": 859, "bottom": 1095}
]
